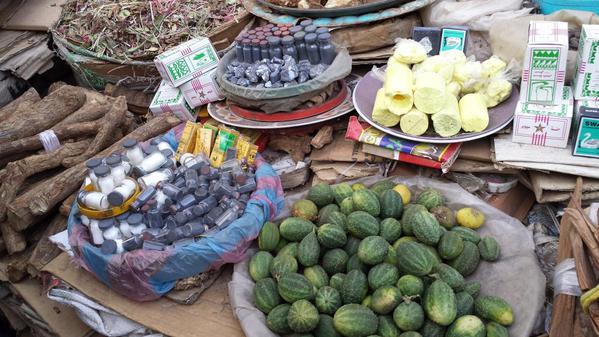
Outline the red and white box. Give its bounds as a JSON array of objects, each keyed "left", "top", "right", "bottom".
[
  {"left": 179, "top": 69, "right": 224, "bottom": 108},
  {"left": 512, "top": 86, "right": 573, "bottom": 148}
]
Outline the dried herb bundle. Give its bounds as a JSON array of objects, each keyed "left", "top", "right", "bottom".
[{"left": 55, "top": 0, "right": 244, "bottom": 60}]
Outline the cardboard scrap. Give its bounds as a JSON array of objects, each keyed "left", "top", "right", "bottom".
[
  {"left": 311, "top": 161, "right": 381, "bottom": 183},
  {"left": 3, "top": 0, "right": 67, "bottom": 31},
  {"left": 493, "top": 135, "right": 599, "bottom": 179},
  {"left": 43, "top": 253, "right": 243, "bottom": 337},
  {"left": 459, "top": 138, "right": 492, "bottom": 162},
  {"left": 310, "top": 133, "right": 383, "bottom": 163},
  {"left": 529, "top": 171, "right": 599, "bottom": 203},
  {"left": 9, "top": 279, "right": 92, "bottom": 337},
  {"left": 451, "top": 159, "right": 519, "bottom": 174}
]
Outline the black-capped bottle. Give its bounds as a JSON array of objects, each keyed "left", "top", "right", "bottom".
[
  {"left": 294, "top": 31, "right": 308, "bottom": 61},
  {"left": 267, "top": 36, "right": 283, "bottom": 59},
  {"left": 305, "top": 33, "right": 320, "bottom": 65},
  {"left": 299, "top": 19, "right": 313, "bottom": 28},
  {"left": 260, "top": 40, "right": 269, "bottom": 60},
  {"left": 304, "top": 25, "right": 317, "bottom": 35},
  {"left": 318, "top": 33, "right": 336, "bottom": 65},
  {"left": 282, "top": 36, "right": 298, "bottom": 61},
  {"left": 242, "top": 39, "right": 252, "bottom": 63},
  {"left": 289, "top": 26, "right": 303, "bottom": 35},
  {"left": 235, "top": 36, "right": 245, "bottom": 63},
  {"left": 251, "top": 39, "right": 261, "bottom": 63},
  {"left": 316, "top": 27, "right": 329, "bottom": 35}
]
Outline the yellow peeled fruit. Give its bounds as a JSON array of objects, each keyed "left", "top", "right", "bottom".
[
  {"left": 400, "top": 107, "right": 429, "bottom": 136},
  {"left": 372, "top": 88, "right": 400, "bottom": 127},
  {"left": 441, "top": 50, "right": 467, "bottom": 65},
  {"left": 412, "top": 55, "right": 454, "bottom": 83},
  {"left": 456, "top": 207, "right": 485, "bottom": 229},
  {"left": 393, "top": 39, "right": 427, "bottom": 64},
  {"left": 454, "top": 61, "right": 485, "bottom": 94},
  {"left": 384, "top": 57, "right": 414, "bottom": 116},
  {"left": 432, "top": 95, "right": 461, "bottom": 137},
  {"left": 479, "top": 77, "right": 513, "bottom": 108},
  {"left": 459, "top": 93, "right": 489, "bottom": 132},
  {"left": 482, "top": 55, "right": 507, "bottom": 78},
  {"left": 413, "top": 72, "right": 447, "bottom": 114},
  {"left": 393, "top": 184, "right": 411, "bottom": 204}
]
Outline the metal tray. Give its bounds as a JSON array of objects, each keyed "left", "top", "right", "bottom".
[
  {"left": 353, "top": 68, "right": 519, "bottom": 144},
  {"left": 256, "top": 0, "right": 410, "bottom": 18}
]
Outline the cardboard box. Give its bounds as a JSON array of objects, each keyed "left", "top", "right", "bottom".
[
  {"left": 572, "top": 24, "right": 599, "bottom": 99},
  {"left": 520, "top": 21, "right": 568, "bottom": 105},
  {"left": 575, "top": 98, "right": 599, "bottom": 127},
  {"left": 512, "top": 86, "right": 573, "bottom": 148},
  {"left": 439, "top": 26, "right": 468, "bottom": 53},
  {"left": 179, "top": 69, "right": 224, "bottom": 108},
  {"left": 149, "top": 81, "right": 197, "bottom": 121},
  {"left": 154, "top": 37, "right": 219, "bottom": 87},
  {"left": 572, "top": 106, "right": 599, "bottom": 158}
]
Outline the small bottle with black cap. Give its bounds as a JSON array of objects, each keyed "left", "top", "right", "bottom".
[
  {"left": 122, "top": 138, "right": 145, "bottom": 166},
  {"left": 99, "top": 218, "right": 121, "bottom": 241},
  {"left": 107, "top": 178, "right": 137, "bottom": 206},
  {"left": 127, "top": 213, "right": 147, "bottom": 236},
  {"left": 78, "top": 190, "right": 109, "bottom": 210},
  {"left": 282, "top": 36, "right": 298, "bottom": 61},
  {"left": 101, "top": 239, "right": 124, "bottom": 254},
  {"left": 85, "top": 158, "right": 102, "bottom": 189},
  {"left": 317, "top": 32, "right": 336, "bottom": 65},
  {"left": 105, "top": 154, "right": 126, "bottom": 185},
  {"left": 299, "top": 19, "right": 313, "bottom": 29},
  {"left": 305, "top": 33, "right": 320, "bottom": 65},
  {"left": 94, "top": 165, "right": 115, "bottom": 194},
  {"left": 116, "top": 212, "right": 132, "bottom": 238},
  {"left": 89, "top": 219, "right": 104, "bottom": 245},
  {"left": 134, "top": 149, "right": 168, "bottom": 176},
  {"left": 138, "top": 168, "right": 174, "bottom": 189}
]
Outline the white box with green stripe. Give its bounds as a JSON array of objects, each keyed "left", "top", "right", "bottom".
[
  {"left": 520, "top": 21, "right": 568, "bottom": 106},
  {"left": 573, "top": 24, "right": 599, "bottom": 99},
  {"left": 149, "top": 81, "right": 196, "bottom": 121},
  {"left": 154, "top": 37, "right": 219, "bottom": 87}
]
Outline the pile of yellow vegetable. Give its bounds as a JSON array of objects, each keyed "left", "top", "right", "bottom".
[{"left": 372, "top": 39, "right": 513, "bottom": 137}]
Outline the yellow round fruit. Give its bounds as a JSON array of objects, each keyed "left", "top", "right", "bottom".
[
  {"left": 393, "top": 184, "right": 411, "bottom": 205},
  {"left": 351, "top": 183, "right": 367, "bottom": 191},
  {"left": 456, "top": 207, "right": 485, "bottom": 229}
]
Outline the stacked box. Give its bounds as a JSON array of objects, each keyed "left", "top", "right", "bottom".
[
  {"left": 149, "top": 81, "right": 197, "bottom": 121},
  {"left": 519, "top": 21, "right": 568, "bottom": 106},
  {"left": 179, "top": 69, "right": 224, "bottom": 108},
  {"left": 512, "top": 86, "right": 573, "bottom": 148},
  {"left": 572, "top": 106, "right": 599, "bottom": 158},
  {"left": 572, "top": 24, "right": 599, "bottom": 99}
]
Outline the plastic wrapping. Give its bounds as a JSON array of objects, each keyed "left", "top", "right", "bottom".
[
  {"left": 216, "top": 48, "right": 352, "bottom": 113},
  {"left": 552, "top": 258, "right": 582, "bottom": 297},
  {"left": 68, "top": 151, "right": 284, "bottom": 301},
  {"left": 229, "top": 176, "right": 545, "bottom": 337}
]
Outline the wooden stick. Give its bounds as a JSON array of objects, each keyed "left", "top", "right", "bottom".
[
  {"left": 59, "top": 191, "right": 77, "bottom": 217},
  {"left": 27, "top": 214, "right": 67, "bottom": 277},
  {"left": 569, "top": 229, "right": 596, "bottom": 292},
  {"left": 0, "top": 222, "right": 25, "bottom": 255},
  {"left": 0, "top": 88, "right": 40, "bottom": 122},
  {"left": 6, "top": 113, "right": 182, "bottom": 231},
  {"left": 62, "top": 96, "right": 127, "bottom": 167},
  {"left": 0, "top": 140, "right": 91, "bottom": 223},
  {"left": 54, "top": 91, "right": 114, "bottom": 127},
  {"left": 564, "top": 208, "right": 599, "bottom": 267},
  {"left": 550, "top": 178, "right": 582, "bottom": 337},
  {"left": 0, "top": 86, "right": 86, "bottom": 143},
  {"left": 0, "top": 120, "right": 102, "bottom": 158}
]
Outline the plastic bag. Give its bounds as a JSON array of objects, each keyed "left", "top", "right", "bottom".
[
  {"left": 216, "top": 48, "right": 352, "bottom": 113},
  {"left": 230, "top": 176, "right": 545, "bottom": 337},
  {"left": 68, "top": 150, "right": 284, "bottom": 301},
  {"left": 420, "top": 0, "right": 533, "bottom": 32},
  {"left": 552, "top": 258, "right": 582, "bottom": 296}
]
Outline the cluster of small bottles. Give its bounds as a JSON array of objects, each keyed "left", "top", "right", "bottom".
[
  {"left": 225, "top": 20, "right": 337, "bottom": 88},
  {"left": 78, "top": 137, "right": 257, "bottom": 254}
]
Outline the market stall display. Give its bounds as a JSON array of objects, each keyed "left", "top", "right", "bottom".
[
  {"left": 67, "top": 124, "right": 284, "bottom": 301},
  {"left": 257, "top": 0, "right": 410, "bottom": 18}
]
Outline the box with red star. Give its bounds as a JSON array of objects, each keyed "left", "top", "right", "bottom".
[{"left": 512, "top": 86, "right": 573, "bottom": 148}]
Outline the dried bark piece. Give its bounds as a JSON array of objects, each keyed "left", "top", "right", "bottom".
[
  {"left": 6, "top": 113, "right": 181, "bottom": 231},
  {"left": 55, "top": 89, "right": 115, "bottom": 127},
  {"left": 105, "top": 83, "right": 153, "bottom": 115},
  {"left": 0, "top": 120, "right": 102, "bottom": 158},
  {"left": 62, "top": 96, "right": 127, "bottom": 167},
  {"left": 0, "top": 140, "right": 90, "bottom": 224},
  {"left": 311, "top": 125, "right": 334, "bottom": 149},
  {"left": 0, "top": 85, "right": 86, "bottom": 143},
  {"left": 570, "top": 229, "right": 596, "bottom": 292},
  {"left": 0, "top": 88, "right": 40, "bottom": 122},
  {"left": 59, "top": 192, "right": 77, "bottom": 217},
  {"left": 268, "top": 136, "right": 312, "bottom": 162},
  {"left": 27, "top": 214, "right": 67, "bottom": 277},
  {"left": 0, "top": 222, "right": 25, "bottom": 255}
]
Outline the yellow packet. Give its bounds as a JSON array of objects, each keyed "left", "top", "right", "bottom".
[
  {"left": 209, "top": 127, "right": 240, "bottom": 167},
  {"left": 175, "top": 121, "right": 199, "bottom": 160}
]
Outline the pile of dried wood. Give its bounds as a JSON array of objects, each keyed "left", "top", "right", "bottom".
[
  {"left": 0, "top": 83, "right": 181, "bottom": 282},
  {"left": 550, "top": 178, "right": 599, "bottom": 337}
]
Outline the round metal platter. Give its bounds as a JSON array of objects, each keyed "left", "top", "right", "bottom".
[
  {"left": 352, "top": 68, "right": 519, "bottom": 144},
  {"left": 256, "top": 0, "right": 410, "bottom": 18}
]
